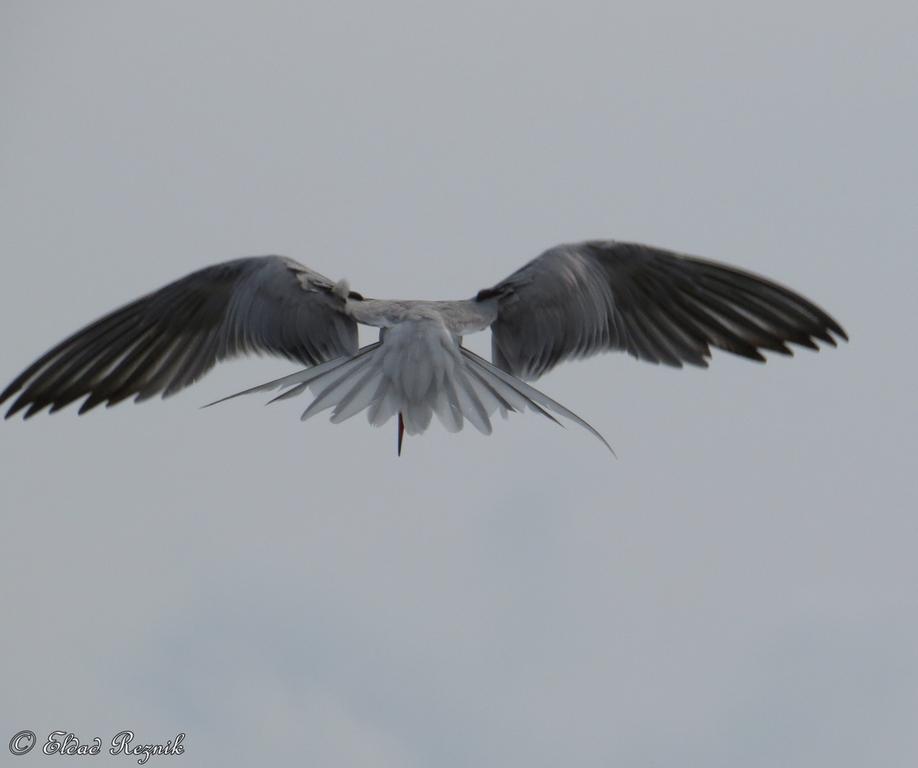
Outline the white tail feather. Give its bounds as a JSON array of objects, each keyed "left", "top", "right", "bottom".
[
  {"left": 201, "top": 342, "right": 381, "bottom": 408},
  {"left": 206, "top": 324, "right": 612, "bottom": 452},
  {"left": 368, "top": 385, "right": 399, "bottom": 426},
  {"left": 329, "top": 368, "right": 384, "bottom": 423},
  {"left": 299, "top": 354, "right": 377, "bottom": 421},
  {"left": 460, "top": 349, "right": 614, "bottom": 453}
]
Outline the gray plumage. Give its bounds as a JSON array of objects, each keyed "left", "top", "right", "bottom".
[
  {"left": 1, "top": 240, "right": 847, "bottom": 451},
  {"left": 482, "top": 241, "right": 845, "bottom": 378}
]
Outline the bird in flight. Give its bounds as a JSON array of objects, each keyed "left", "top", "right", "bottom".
[{"left": 1, "top": 240, "right": 846, "bottom": 454}]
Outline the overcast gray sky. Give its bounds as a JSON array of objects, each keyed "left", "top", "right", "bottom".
[{"left": 1, "top": 1, "right": 916, "bottom": 766}]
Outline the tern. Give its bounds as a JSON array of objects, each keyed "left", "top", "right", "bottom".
[{"left": 1, "top": 240, "right": 846, "bottom": 453}]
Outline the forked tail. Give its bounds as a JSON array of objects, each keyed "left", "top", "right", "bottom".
[{"left": 205, "top": 336, "right": 613, "bottom": 454}]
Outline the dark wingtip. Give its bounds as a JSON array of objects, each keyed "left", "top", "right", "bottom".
[
  {"left": 806, "top": 322, "right": 847, "bottom": 350},
  {"left": 23, "top": 402, "right": 48, "bottom": 419},
  {"left": 4, "top": 397, "right": 29, "bottom": 420},
  {"left": 0, "top": 384, "right": 18, "bottom": 405},
  {"left": 77, "top": 395, "right": 105, "bottom": 415}
]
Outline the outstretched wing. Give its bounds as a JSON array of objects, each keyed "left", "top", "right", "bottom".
[
  {"left": 478, "top": 240, "right": 847, "bottom": 380},
  {"left": 2, "top": 256, "right": 359, "bottom": 417}
]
